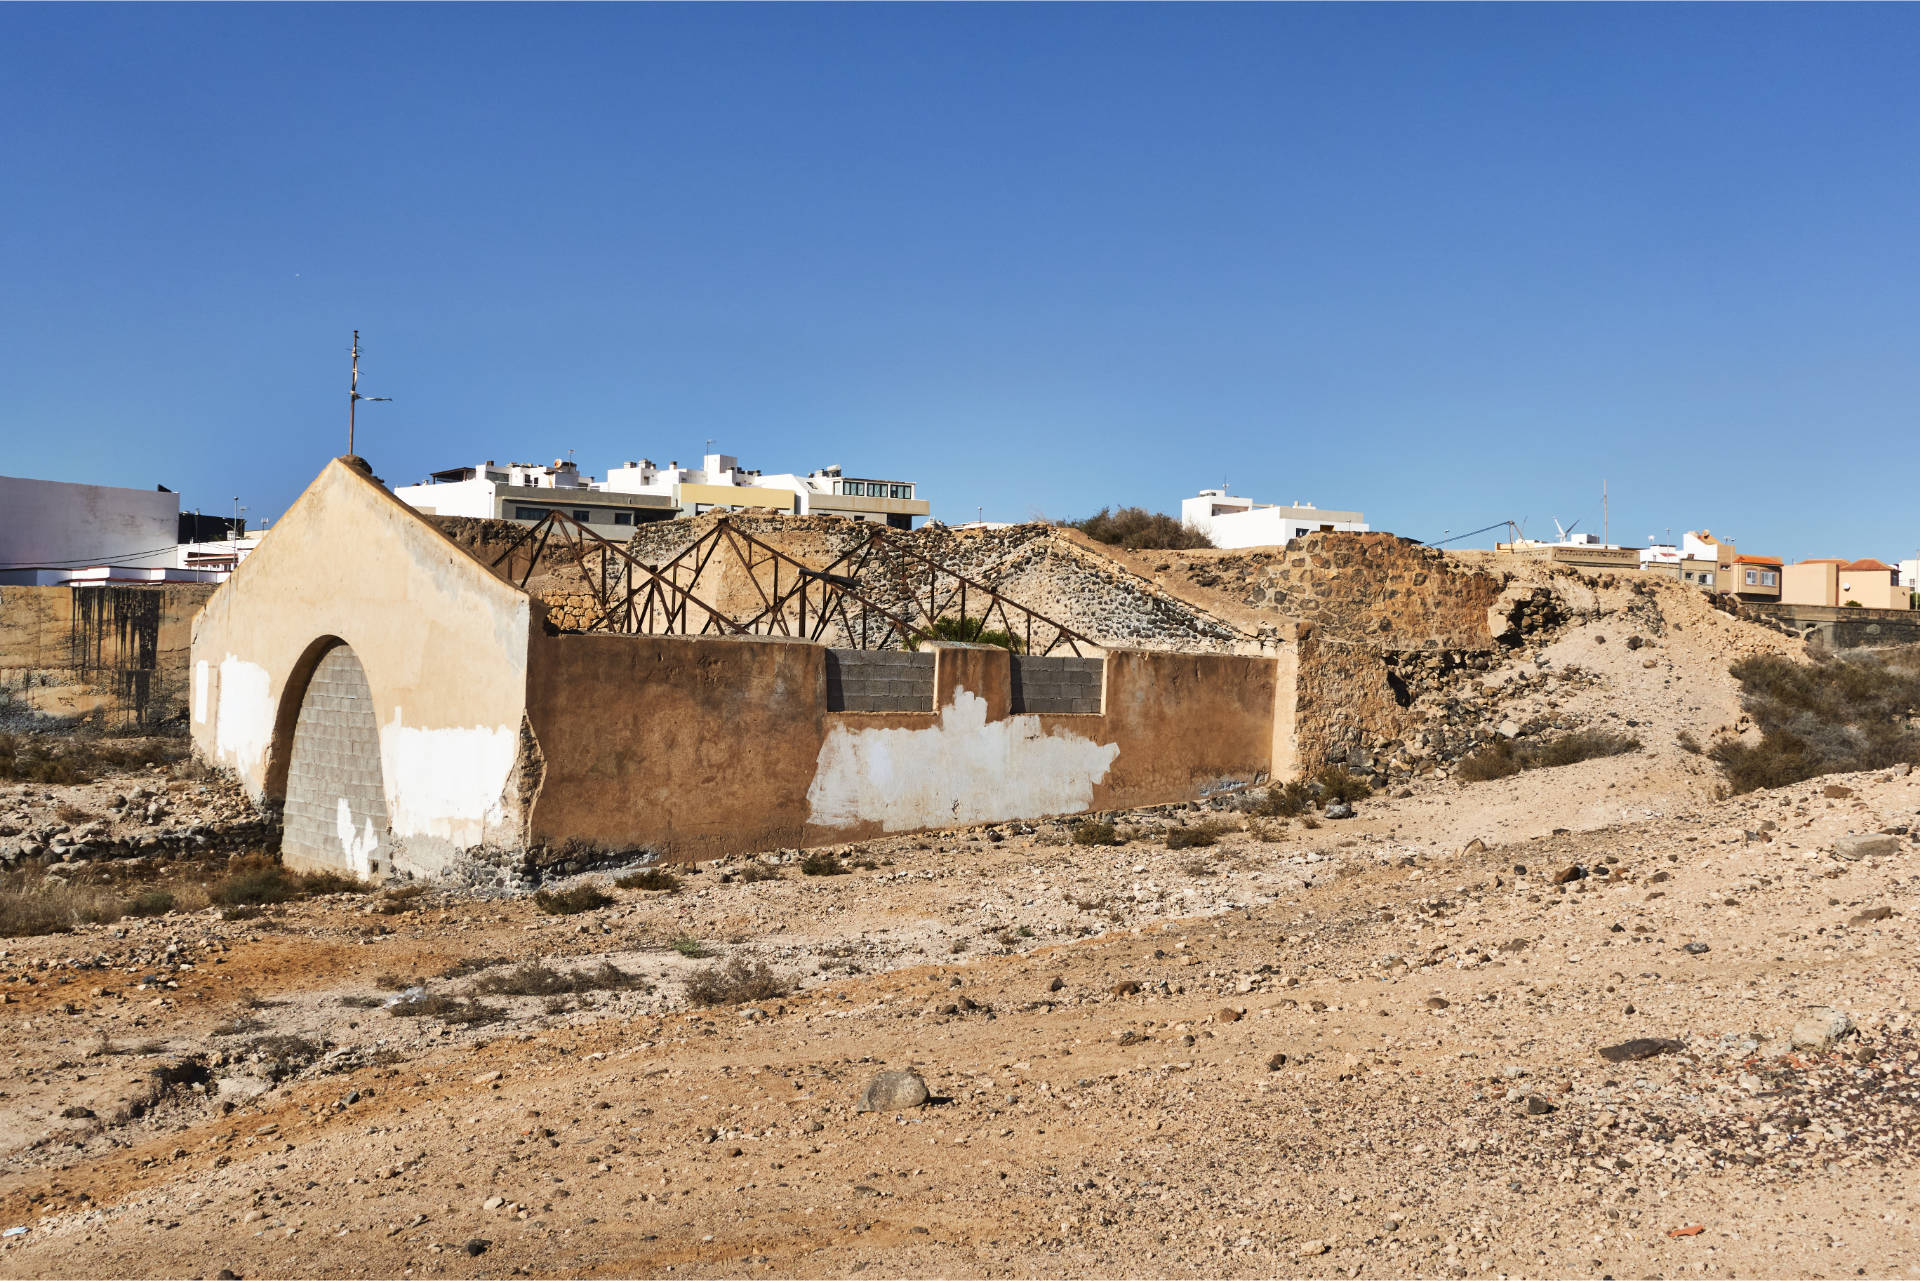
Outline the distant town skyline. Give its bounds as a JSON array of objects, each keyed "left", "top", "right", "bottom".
[{"left": 4, "top": 4, "right": 1919, "bottom": 563}]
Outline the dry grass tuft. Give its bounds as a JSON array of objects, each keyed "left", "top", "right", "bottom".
[
  {"left": 1457, "top": 729, "right": 1642, "bottom": 783},
  {"left": 533, "top": 885, "right": 613, "bottom": 915}
]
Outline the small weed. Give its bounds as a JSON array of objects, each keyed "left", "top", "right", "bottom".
[
  {"left": 1301, "top": 815, "right": 1322, "bottom": 829},
  {"left": 801, "top": 851, "right": 848, "bottom": 876},
  {"left": 614, "top": 868, "right": 680, "bottom": 893},
  {"left": 55, "top": 803, "right": 93, "bottom": 826},
  {"left": 374, "top": 971, "right": 422, "bottom": 991},
  {"left": 1247, "top": 817, "right": 1289, "bottom": 842},
  {"left": 533, "top": 885, "right": 613, "bottom": 915},
  {"left": 339, "top": 994, "right": 383, "bottom": 1009},
  {"left": 1676, "top": 729, "right": 1703, "bottom": 755},
  {"left": 213, "top": 1016, "right": 266, "bottom": 1036},
  {"left": 670, "top": 935, "right": 713, "bottom": 958},
  {"left": 683, "top": 956, "right": 787, "bottom": 1006}
]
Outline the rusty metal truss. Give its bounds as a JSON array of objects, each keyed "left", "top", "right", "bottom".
[{"left": 485, "top": 511, "right": 1095, "bottom": 655}]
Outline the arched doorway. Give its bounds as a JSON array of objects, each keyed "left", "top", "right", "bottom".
[{"left": 280, "top": 643, "right": 389, "bottom": 878}]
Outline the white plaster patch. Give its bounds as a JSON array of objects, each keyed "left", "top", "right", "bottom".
[
  {"left": 807, "top": 687, "right": 1119, "bottom": 831},
  {"left": 335, "top": 797, "right": 379, "bottom": 878},
  {"left": 192, "top": 660, "right": 209, "bottom": 724},
  {"left": 379, "top": 710, "right": 518, "bottom": 851},
  {"left": 214, "top": 655, "right": 273, "bottom": 778}
]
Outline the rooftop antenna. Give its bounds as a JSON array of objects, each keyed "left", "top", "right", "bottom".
[
  {"left": 347, "top": 330, "right": 391, "bottom": 457},
  {"left": 1602, "top": 478, "right": 1609, "bottom": 547}
]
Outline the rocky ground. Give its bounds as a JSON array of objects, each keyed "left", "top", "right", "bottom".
[
  {"left": 1, "top": 736, "right": 1917, "bottom": 1278},
  {"left": 1, "top": 558, "right": 1915, "bottom": 1280}
]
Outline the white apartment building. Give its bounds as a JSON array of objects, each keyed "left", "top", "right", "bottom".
[
  {"left": 0, "top": 473, "right": 227, "bottom": 585},
  {"left": 1179, "top": 489, "right": 1368, "bottom": 550},
  {"left": 395, "top": 453, "right": 930, "bottom": 533}
]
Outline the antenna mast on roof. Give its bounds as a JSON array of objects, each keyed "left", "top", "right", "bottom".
[{"left": 347, "top": 330, "right": 392, "bottom": 457}]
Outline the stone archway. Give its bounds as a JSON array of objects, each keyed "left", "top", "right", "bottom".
[{"left": 280, "top": 643, "right": 389, "bottom": 879}]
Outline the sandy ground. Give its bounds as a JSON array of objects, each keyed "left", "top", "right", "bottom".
[
  {"left": 2, "top": 748, "right": 1916, "bottom": 1279},
  {"left": 2, "top": 570, "right": 1914, "bottom": 1280}
]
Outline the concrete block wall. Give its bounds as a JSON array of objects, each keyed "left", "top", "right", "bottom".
[
  {"left": 281, "top": 644, "right": 391, "bottom": 878},
  {"left": 1009, "top": 654, "right": 1103, "bottom": 714},
  {"left": 825, "top": 648, "right": 936, "bottom": 712}
]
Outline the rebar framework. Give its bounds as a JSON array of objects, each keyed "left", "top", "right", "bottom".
[{"left": 485, "top": 512, "right": 1095, "bottom": 654}]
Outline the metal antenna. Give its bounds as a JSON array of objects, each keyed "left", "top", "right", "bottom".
[{"left": 348, "top": 330, "right": 392, "bottom": 456}]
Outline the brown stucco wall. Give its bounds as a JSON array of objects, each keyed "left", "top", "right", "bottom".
[
  {"left": 0, "top": 583, "right": 214, "bottom": 727},
  {"left": 191, "top": 460, "right": 537, "bottom": 878},
  {"left": 522, "top": 634, "right": 1284, "bottom": 863}
]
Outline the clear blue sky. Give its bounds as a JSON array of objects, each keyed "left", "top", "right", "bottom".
[{"left": 5, "top": 4, "right": 1918, "bottom": 559}]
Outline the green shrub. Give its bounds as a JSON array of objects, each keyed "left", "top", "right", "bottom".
[
  {"left": 909, "top": 615, "right": 1025, "bottom": 653},
  {"left": 670, "top": 935, "right": 712, "bottom": 958},
  {"left": 533, "top": 885, "right": 612, "bottom": 915},
  {"left": 1064, "top": 507, "right": 1213, "bottom": 551}
]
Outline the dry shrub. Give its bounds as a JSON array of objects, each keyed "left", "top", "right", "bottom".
[
  {"left": 210, "top": 856, "right": 369, "bottom": 907},
  {"left": 615, "top": 867, "right": 680, "bottom": 893},
  {"left": 1711, "top": 649, "right": 1920, "bottom": 793},
  {"left": 533, "top": 885, "right": 612, "bottom": 915},
  {"left": 471, "top": 961, "right": 643, "bottom": 996},
  {"left": 375, "top": 883, "right": 429, "bottom": 914},
  {"left": 385, "top": 993, "right": 506, "bottom": 1025},
  {"left": 1165, "top": 824, "right": 1220, "bottom": 850},
  {"left": 1253, "top": 780, "right": 1314, "bottom": 818},
  {"left": 1064, "top": 507, "right": 1213, "bottom": 551},
  {"left": 125, "top": 888, "right": 175, "bottom": 917},
  {"left": 55, "top": 803, "right": 93, "bottom": 826},
  {"left": 1248, "top": 817, "right": 1290, "bottom": 842},
  {"left": 1180, "top": 857, "right": 1220, "bottom": 877},
  {"left": 684, "top": 956, "right": 786, "bottom": 1006},
  {"left": 0, "top": 876, "right": 125, "bottom": 936},
  {"left": 1314, "top": 767, "right": 1374, "bottom": 804},
  {"left": 800, "top": 852, "right": 847, "bottom": 876},
  {"left": 1071, "top": 821, "right": 1121, "bottom": 847},
  {"left": 733, "top": 862, "right": 782, "bottom": 883},
  {"left": 0, "top": 733, "right": 186, "bottom": 785},
  {"left": 1457, "top": 729, "right": 1641, "bottom": 783}
]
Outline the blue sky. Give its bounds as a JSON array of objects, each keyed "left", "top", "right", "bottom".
[{"left": 4, "top": 4, "right": 1918, "bottom": 559}]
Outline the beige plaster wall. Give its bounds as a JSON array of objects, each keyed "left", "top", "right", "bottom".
[
  {"left": 523, "top": 634, "right": 1284, "bottom": 862},
  {"left": 190, "top": 460, "right": 536, "bottom": 877}
]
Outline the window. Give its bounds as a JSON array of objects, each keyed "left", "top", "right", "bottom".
[
  {"left": 573, "top": 510, "right": 591, "bottom": 523},
  {"left": 1702, "top": 572, "right": 1715, "bottom": 585},
  {"left": 1746, "top": 570, "right": 1758, "bottom": 585},
  {"left": 612, "top": 511, "right": 634, "bottom": 526},
  {"left": 1764, "top": 571, "right": 1778, "bottom": 586},
  {"left": 513, "top": 505, "right": 549, "bottom": 520}
]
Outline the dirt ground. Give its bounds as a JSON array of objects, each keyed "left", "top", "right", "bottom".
[{"left": 2, "top": 580, "right": 1917, "bottom": 1279}]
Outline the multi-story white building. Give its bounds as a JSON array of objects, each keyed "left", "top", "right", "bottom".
[
  {"left": 0, "top": 473, "right": 231, "bottom": 585},
  {"left": 1179, "top": 489, "right": 1368, "bottom": 550},
  {"left": 395, "top": 453, "right": 930, "bottom": 533}
]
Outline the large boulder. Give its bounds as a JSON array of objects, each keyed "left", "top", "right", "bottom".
[{"left": 857, "top": 1070, "right": 930, "bottom": 1113}]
